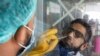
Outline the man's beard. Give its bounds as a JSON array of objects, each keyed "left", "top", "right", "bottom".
[{"left": 59, "top": 38, "right": 81, "bottom": 55}]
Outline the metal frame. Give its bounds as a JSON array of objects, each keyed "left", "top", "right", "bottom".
[{"left": 52, "top": 0, "right": 85, "bottom": 26}]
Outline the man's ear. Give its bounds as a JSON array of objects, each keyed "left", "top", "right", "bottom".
[{"left": 80, "top": 43, "right": 88, "bottom": 51}]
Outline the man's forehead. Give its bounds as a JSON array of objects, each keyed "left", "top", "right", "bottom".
[{"left": 71, "top": 23, "right": 86, "bottom": 36}]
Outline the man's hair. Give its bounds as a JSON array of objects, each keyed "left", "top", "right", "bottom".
[{"left": 63, "top": 18, "right": 92, "bottom": 42}]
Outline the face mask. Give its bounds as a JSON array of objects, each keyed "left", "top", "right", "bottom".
[{"left": 17, "top": 25, "right": 35, "bottom": 56}]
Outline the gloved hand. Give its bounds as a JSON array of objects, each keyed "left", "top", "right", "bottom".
[{"left": 25, "top": 28, "right": 58, "bottom": 56}]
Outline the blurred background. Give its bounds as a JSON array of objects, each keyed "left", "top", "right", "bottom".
[{"left": 35, "top": 0, "right": 100, "bottom": 56}]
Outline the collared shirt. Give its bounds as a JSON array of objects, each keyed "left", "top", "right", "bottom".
[{"left": 46, "top": 42, "right": 83, "bottom": 56}]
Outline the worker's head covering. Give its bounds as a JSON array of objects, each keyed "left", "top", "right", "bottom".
[{"left": 0, "top": 0, "right": 37, "bottom": 44}]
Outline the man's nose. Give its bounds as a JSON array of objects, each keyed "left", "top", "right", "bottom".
[{"left": 68, "top": 32, "right": 75, "bottom": 43}]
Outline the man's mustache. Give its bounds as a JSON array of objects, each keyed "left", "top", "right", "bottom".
[{"left": 61, "top": 37, "right": 75, "bottom": 48}]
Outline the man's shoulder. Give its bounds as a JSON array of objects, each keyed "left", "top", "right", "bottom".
[{"left": 45, "top": 45, "right": 60, "bottom": 56}]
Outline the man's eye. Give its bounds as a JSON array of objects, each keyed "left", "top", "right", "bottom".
[
  {"left": 75, "top": 31, "right": 83, "bottom": 38},
  {"left": 66, "top": 36, "right": 71, "bottom": 40}
]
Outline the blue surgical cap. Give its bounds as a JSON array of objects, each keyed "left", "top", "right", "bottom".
[{"left": 0, "top": 0, "right": 37, "bottom": 44}]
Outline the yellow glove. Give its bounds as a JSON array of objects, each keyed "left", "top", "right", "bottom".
[{"left": 25, "top": 28, "right": 58, "bottom": 56}]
